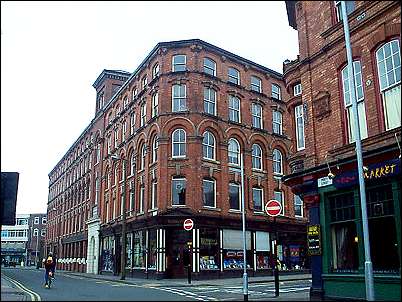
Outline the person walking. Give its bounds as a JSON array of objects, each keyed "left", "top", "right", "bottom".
[{"left": 43, "top": 253, "right": 56, "bottom": 288}]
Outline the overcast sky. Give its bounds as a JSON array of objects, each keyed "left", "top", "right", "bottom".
[{"left": 1, "top": 1, "right": 299, "bottom": 215}]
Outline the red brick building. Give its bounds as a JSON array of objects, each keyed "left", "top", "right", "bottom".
[
  {"left": 47, "top": 39, "right": 308, "bottom": 279},
  {"left": 283, "top": 1, "right": 400, "bottom": 300}
]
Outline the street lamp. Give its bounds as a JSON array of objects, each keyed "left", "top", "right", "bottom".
[
  {"left": 341, "top": 1, "right": 374, "bottom": 300},
  {"left": 240, "top": 153, "right": 248, "bottom": 301},
  {"left": 110, "top": 153, "right": 127, "bottom": 280}
]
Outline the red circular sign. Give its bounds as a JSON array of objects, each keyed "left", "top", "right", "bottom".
[
  {"left": 183, "top": 218, "right": 194, "bottom": 231},
  {"left": 265, "top": 200, "right": 282, "bottom": 217}
]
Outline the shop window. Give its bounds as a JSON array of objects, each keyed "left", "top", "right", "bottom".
[
  {"left": 148, "top": 230, "right": 157, "bottom": 270},
  {"left": 125, "top": 233, "right": 133, "bottom": 269},
  {"left": 172, "top": 178, "right": 186, "bottom": 206},
  {"left": 199, "top": 228, "right": 220, "bottom": 270},
  {"left": 367, "top": 183, "right": 400, "bottom": 273},
  {"left": 256, "top": 231, "right": 272, "bottom": 269},
  {"left": 133, "top": 230, "right": 146, "bottom": 268},
  {"left": 328, "top": 192, "right": 358, "bottom": 272},
  {"left": 101, "top": 236, "right": 115, "bottom": 272},
  {"left": 223, "top": 229, "right": 252, "bottom": 270}
]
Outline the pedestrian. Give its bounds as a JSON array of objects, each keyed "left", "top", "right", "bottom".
[{"left": 43, "top": 253, "right": 56, "bottom": 288}]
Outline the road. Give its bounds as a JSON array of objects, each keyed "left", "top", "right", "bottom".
[{"left": 1, "top": 267, "right": 311, "bottom": 301}]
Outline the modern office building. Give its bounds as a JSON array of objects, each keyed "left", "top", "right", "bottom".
[
  {"left": 46, "top": 39, "right": 309, "bottom": 279},
  {"left": 283, "top": 1, "right": 400, "bottom": 300},
  {"left": 1, "top": 214, "right": 30, "bottom": 265}
]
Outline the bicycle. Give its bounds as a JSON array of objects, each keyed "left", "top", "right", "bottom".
[{"left": 45, "top": 271, "right": 54, "bottom": 289}]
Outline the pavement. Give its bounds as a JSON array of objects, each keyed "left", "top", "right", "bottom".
[{"left": 2, "top": 265, "right": 312, "bottom": 301}]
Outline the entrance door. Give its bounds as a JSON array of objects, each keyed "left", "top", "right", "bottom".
[{"left": 165, "top": 228, "right": 191, "bottom": 278}]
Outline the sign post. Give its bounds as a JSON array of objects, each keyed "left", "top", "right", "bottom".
[
  {"left": 265, "top": 200, "right": 282, "bottom": 297},
  {"left": 183, "top": 219, "right": 193, "bottom": 284}
]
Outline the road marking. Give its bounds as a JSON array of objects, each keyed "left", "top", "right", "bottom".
[
  {"left": 150, "top": 286, "right": 218, "bottom": 301},
  {"left": 64, "top": 275, "right": 84, "bottom": 280},
  {"left": 2, "top": 274, "right": 41, "bottom": 301}
]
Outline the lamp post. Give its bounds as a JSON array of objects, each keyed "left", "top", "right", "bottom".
[
  {"left": 341, "top": 1, "right": 374, "bottom": 300},
  {"left": 111, "top": 154, "right": 127, "bottom": 280},
  {"left": 240, "top": 153, "right": 248, "bottom": 301}
]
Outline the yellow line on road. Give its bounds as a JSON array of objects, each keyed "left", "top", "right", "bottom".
[{"left": 2, "top": 274, "right": 41, "bottom": 301}]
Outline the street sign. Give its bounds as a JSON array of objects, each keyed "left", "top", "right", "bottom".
[
  {"left": 265, "top": 200, "right": 282, "bottom": 217},
  {"left": 183, "top": 218, "right": 194, "bottom": 231}
]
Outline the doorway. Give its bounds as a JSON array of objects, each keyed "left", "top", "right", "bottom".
[{"left": 165, "top": 228, "right": 191, "bottom": 278}]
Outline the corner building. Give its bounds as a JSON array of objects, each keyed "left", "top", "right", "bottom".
[
  {"left": 47, "top": 39, "right": 308, "bottom": 279},
  {"left": 283, "top": 1, "right": 400, "bottom": 300}
]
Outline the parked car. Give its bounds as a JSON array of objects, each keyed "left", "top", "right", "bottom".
[{"left": 4, "top": 260, "right": 17, "bottom": 267}]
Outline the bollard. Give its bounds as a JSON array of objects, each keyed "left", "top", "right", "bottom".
[
  {"left": 274, "top": 266, "right": 279, "bottom": 297},
  {"left": 187, "top": 264, "right": 191, "bottom": 284}
]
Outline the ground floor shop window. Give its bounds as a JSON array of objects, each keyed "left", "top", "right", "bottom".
[
  {"left": 101, "top": 236, "right": 114, "bottom": 272},
  {"left": 367, "top": 183, "right": 400, "bottom": 273},
  {"left": 148, "top": 229, "right": 157, "bottom": 270},
  {"left": 255, "top": 231, "right": 271, "bottom": 269},
  {"left": 330, "top": 222, "right": 358, "bottom": 272},
  {"left": 199, "top": 228, "right": 219, "bottom": 270},
  {"left": 126, "top": 233, "right": 132, "bottom": 269},
  {"left": 223, "top": 250, "right": 253, "bottom": 269},
  {"left": 222, "top": 229, "right": 252, "bottom": 269},
  {"left": 133, "top": 230, "right": 146, "bottom": 268}
]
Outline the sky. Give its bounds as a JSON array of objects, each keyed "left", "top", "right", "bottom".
[{"left": 1, "top": 1, "right": 299, "bottom": 215}]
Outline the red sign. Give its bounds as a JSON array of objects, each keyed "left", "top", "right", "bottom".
[
  {"left": 265, "top": 200, "right": 282, "bottom": 217},
  {"left": 183, "top": 218, "right": 194, "bottom": 231}
]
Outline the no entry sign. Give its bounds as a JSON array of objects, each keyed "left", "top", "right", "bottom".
[
  {"left": 183, "top": 218, "right": 194, "bottom": 231},
  {"left": 265, "top": 200, "right": 282, "bottom": 217}
]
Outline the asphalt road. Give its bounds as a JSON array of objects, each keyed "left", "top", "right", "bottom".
[{"left": 2, "top": 267, "right": 311, "bottom": 301}]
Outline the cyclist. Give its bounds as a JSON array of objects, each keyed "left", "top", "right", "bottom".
[{"left": 43, "top": 253, "right": 56, "bottom": 288}]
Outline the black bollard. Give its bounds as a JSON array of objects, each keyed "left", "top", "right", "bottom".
[
  {"left": 274, "top": 266, "right": 279, "bottom": 297},
  {"left": 187, "top": 264, "right": 191, "bottom": 284}
]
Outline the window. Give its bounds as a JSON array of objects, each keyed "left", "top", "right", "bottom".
[
  {"left": 376, "top": 39, "right": 401, "bottom": 130},
  {"left": 252, "top": 103, "right": 263, "bottom": 129},
  {"left": 33, "top": 228, "right": 39, "bottom": 236},
  {"left": 152, "top": 63, "right": 159, "bottom": 79},
  {"left": 204, "top": 57, "right": 216, "bottom": 76},
  {"left": 335, "top": 1, "right": 355, "bottom": 22},
  {"left": 42, "top": 217, "right": 47, "bottom": 224},
  {"left": 122, "top": 121, "right": 127, "bottom": 142},
  {"left": 228, "top": 67, "right": 240, "bottom": 85},
  {"left": 107, "top": 135, "right": 112, "bottom": 154},
  {"left": 229, "top": 183, "right": 241, "bottom": 211},
  {"left": 114, "top": 166, "right": 118, "bottom": 185},
  {"left": 130, "top": 153, "right": 135, "bottom": 175},
  {"left": 204, "top": 87, "right": 216, "bottom": 115},
  {"left": 253, "top": 187, "right": 263, "bottom": 212},
  {"left": 140, "top": 145, "right": 146, "bottom": 170},
  {"left": 139, "top": 185, "right": 145, "bottom": 213},
  {"left": 152, "top": 92, "right": 158, "bottom": 118},
  {"left": 172, "top": 84, "right": 187, "bottom": 112},
  {"left": 202, "top": 131, "right": 215, "bottom": 160},
  {"left": 228, "top": 138, "right": 240, "bottom": 166},
  {"left": 130, "top": 113, "right": 135, "bottom": 135},
  {"left": 172, "top": 129, "right": 186, "bottom": 158},
  {"left": 129, "top": 188, "right": 135, "bottom": 213},
  {"left": 114, "top": 129, "right": 119, "bottom": 149},
  {"left": 273, "top": 190, "right": 284, "bottom": 215},
  {"left": 293, "top": 83, "right": 302, "bottom": 96},
  {"left": 228, "top": 95, "right": 241, "bottom": 123},
  {"left": 341, "top": 61, "right": 368, "bottom": 143},
  {"left": 34, "top": 217, "right": 39, "bottom": 224},
  {"left": 272, "top": 84, "right": 281, "bottom": 100},
  {"left": 252, "top": 144, "right": 263, "bottom": 170},
  {"left": 203, "top": 178, "right": 216, "bottom": 208},
  {"left": 251, "top": 76, "right": 262, "bottom": 93},
  {"left": 123, "top": 96, "right": 129, "bottom": 109},
  {"left": 152, "top": 136, "right": 158, "bottom": 163},
  {"left": 272, "top": 110, "right": 283, "bottom": 135},
  {"left": 132, "top": 87, "right": 138, "bottom": 100},
  {"left": 295, "top": 104, "right": 305, "bottom": 150},
  {"left": 96, "top": 143, "right": 101, "bottom": 164},
  {"left": 151, "top": 181, "right": 157, "bottom": 209},
  {"left": 294, "top": 195, "right": 303, "bottom": 217},
  {"left": 142, "top": 76, "right": 148, "bottom": 89},
  {"left": 273, "top": 149, "right": 283, "bottom": 175},
  {"left": 172, "top": 54, "right": 186, "bottom": 72},
  {"left": 172, "top": 178, "right": 186, "bottom": 205},
  {"left": 140, "top": 102, "right": 146, "bottom": 127}
]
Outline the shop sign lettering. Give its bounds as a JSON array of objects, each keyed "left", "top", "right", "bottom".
[{"left": 333, "top": 158, "right": 400, "bottom": 189}]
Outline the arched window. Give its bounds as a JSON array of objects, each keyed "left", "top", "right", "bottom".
[
  {"left": 376, "top": 39, "right": 401, "bottom": 130},
  {"left": 140, "top": 145, "right": 146, "bottom": 170},
  {"left": 273, "top": 149, "right": 283, "bottom": 175},
  {"left": 130, "top": 152, "right": 135, "bottom": 175},
  {"left": 204, "top": 87, "right": 217, "bottom": 115},
  {"left": 123, "top": 96, "right": 129, "bottom": 109},
  {"left": 202, "top": 131, "right": 215, "bottom": 160},
  {"left": 152, "top": 92, "right": 159, "bottom": 118},
  {"left": 203, "top": 57, "right": 216, "bottom": 76},
  {"left": 152, "top": 136, "right": 158, "bottom": 163},
  {"left": 172, "top": 129, "right": 186, "bottom": 158},
  {"left": 228, "top": 67, "right": 240, "bottom": 85},
  {"left": 252, "top": 144, "right": 263, "bottom": 170},
  {"left": 152, "top": 63, "right": 159, "bottom": 79},
  {"left": 114, "top": 166, "right": 118, "bottom": 185},
  {"left": 228, "top": 138, "right": 240, "bottom": 166}
]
